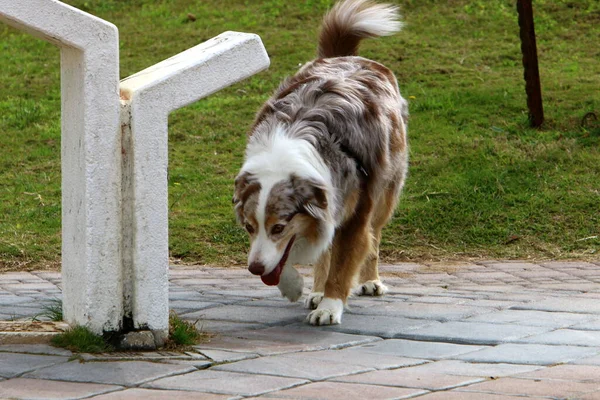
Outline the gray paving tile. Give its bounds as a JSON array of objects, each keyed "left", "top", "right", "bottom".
[
  {"left": 396, "top": 321, "right": 550, "bottom": 345},
  {"left": 0, "top": 378, "right": 121, "bottom": 400},
  {"left": 144, "top": 370, "right": 307, "bottom": 396},
  {"left": 183, "top": 304, "right": 303, "bottom": 325},
  {"left": 0, "top": 344, "right": 72, "bottom": 357},
  {"left": 332, "top": 368, "right": 485, "bottom": 391},
  {"left": 195, "top": 326, "right": 380, "bottom": 355},
  {"left": 284, "top": 347, "right": 428, "bottom": 370},
  {"left": 568, "top": 319, "right": 600, "bottom": 331},
  {"left": 511, "top": 297, "right": 600, "bottom": 314},
  {"left": 456, "top": 343, "right": 600, "bottom": 365},
  {"left": 515, "top": 329, "right": 600, "bottom": 346},
  {"left": 213, "top": 352, "right": 375, "bottom": 380},
  {"left": 316, "top": 313, "right": 441, "bottom": 338},
  {"left": 464, "top": 309, "right": 595, "bottom": 328},
  {"left": 91, "top": 388, "right": 230, "bottom": 399},
  {"left": 194, "top": 319, "right": 269, "bottom": 334},
  {"left": 403, "top": 359, "right": 544, "bottom": 377},
  {"left": 349, "top": 302, "right": 493, "bottom": 321},
  {"left": 355, "top": 339, "right": 486, "bottom": 360},
  {"left": 194, "top": 349, "right": 260, "bottom": 363},
  {"left": 0, "top": 353, "right": 69, "bottom": 378},
  {"left": 23, "top": 360, "right": 195, "bottom": 385},
  {"left": 0, "top": 295, "right": 35, "bottom": 306},
  {"left": 267, "top": 381, "right": 428, "bottom": 400}
]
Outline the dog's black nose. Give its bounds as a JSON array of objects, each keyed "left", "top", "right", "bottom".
[{"left": 248, "top": 262, "right": 265, "bottom": 276}]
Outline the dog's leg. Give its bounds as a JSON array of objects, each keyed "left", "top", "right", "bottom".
[
  {"left": 355, "top": 229, "right": 388, "bottom": 296},
  {"left": 305, "top": 249, "right": 330, "bottom": 310},
  {"left": 356, "top": 187, "right": 399, "bottom": 297},
  {"left": 307, "top": 197, "right": 373, "bottom": 326}
]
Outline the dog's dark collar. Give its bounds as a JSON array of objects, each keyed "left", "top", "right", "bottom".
[{"left": 339, "top": 144, "right": 369, "bottom": 178}]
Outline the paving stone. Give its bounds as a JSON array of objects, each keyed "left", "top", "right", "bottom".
[
  {"left": 355, "top": 339, "right": 485, "bottom": 360},
  {"left": 316, "top": 313, "right": 441, "bottom": 338},
  {"left": 196, "top": 326, "right": 380, "bottom": 355},
  {"left": 0, "top": 295, "right": 35, "bottom": 306},
  {"left": 170, "top": 300, "right": 223, "bottom": 310},
  {"left": 512, "top": 297, "right": 600, "bottom": 314},
  {"left": 515, "top": 364, "right": 600, "bottom": 382},
  {"left": 91, "top": 388, "right": 230, "bottom": 399},
  {"left": 413, "top": 391, "right": 541, "bottom": 399},
  {"left": 396, "top": 321, "right": 550, "bottom": 345},
  {"left": 0, "top": 344, "right": 72, "bottom": 356},
  {"left": 144, "top": 370, "right": 308, "bottom": 396},
  {"left": 403, "top": 360, "right": 543, "bottom": 378},
  {"left": 572, "top": 354, "right": 600, "bottom": 366},
  {"left": 283, "top": 347, "right": 428, "bottom": 370},
  {"left": 464, "top": 309, "right": 595, "bottom": 328},
  {"left": 0, "top": 378, "right": 121, "bottom": 399},
  {"left": 194, "top": 349, "right": 260, "bottom": 363},
  {"left": 458, "top": 377, "right": 600, "bottom": 398},
  {"left": 183, "top": 304, "right": 303, "bottom": 325},
  {"left": 456, "top": 343, "right": 600, "bottom": 365},
  {"left": 213, "top": 352, "right": 375, "bottom": 380},
  {"left": 194, "top": 319, "right": 269, "bottom": 334},
  {"left": 516, "top": 329, "right": 600, "bottom": 346},
  {"left": 333, "top": 368, "right": 484, "bottom": 390},
  {"left": 23, "top": 360, "right": 195, "bottom": 385},
  {"left": 349, "top": 302, "right": 492, "bottom": 321},
  {"left": 268, "top": 381, "right": 428, "bottom": 400},
  {"left": 0, "top": 353, "right": 69, "bottom": 378}
]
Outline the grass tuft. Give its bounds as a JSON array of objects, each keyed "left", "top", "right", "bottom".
[
  {"left": 166, "top": 311, "right": 208, "bottom": 348},
  {"left": 51, "top": 326, "right": 112, "bottom": 353},
  {"left": 37, "top": 298, "right": 63, "bottom": 322}
]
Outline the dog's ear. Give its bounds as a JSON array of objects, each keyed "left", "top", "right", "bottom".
[
  {"left": 233, "top": 172, "right": 260, "bottom": 224},
  {"left": 291, "top": 175, "right": 329, "bottom": 222}
]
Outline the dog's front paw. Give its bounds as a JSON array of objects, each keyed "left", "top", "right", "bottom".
[
  {"left": 354, "top": 280, "right": 388, "bottom": 296},
  {"left": 306, "top": 297, "right": 343, "bottom": 326},
  {"left": 278, "top": 265, "right": 304, "bottom": 302},
  {"left": 304, "top": 292, "right": 324, "bottom": 310}
]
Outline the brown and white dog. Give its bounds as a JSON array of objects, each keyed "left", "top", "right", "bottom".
[{"left": 233, "top": 0, "right": 408, "bottom": 325}]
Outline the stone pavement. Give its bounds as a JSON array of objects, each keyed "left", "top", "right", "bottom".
[{"left": 1, "top": 260, "right": 600, "bottom": 399}]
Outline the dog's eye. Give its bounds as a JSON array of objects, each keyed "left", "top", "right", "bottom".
[
  {"left": 271, "top": 224, "right": 285, "bottom": 235},
  {"left": 245, "top": 224, "right": 255, "bottom": 234}
]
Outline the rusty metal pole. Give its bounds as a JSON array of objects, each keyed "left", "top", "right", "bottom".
[{"left": 517, "top": 0, "right": 544, "bottom": 127}]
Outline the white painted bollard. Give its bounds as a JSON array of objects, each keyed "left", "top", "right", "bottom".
[
  {"left": 120, "top": 32, "right": 269, "bottom": 343},
  {"left": 1, "top": 1, "right": 269, "bottom": 346},
  {"left": 0, "top": 0, "right": 123, "bottom": 334}
]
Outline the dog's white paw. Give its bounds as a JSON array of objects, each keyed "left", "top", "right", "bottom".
[
  {"left": 306, "top": 297, "right": 343, "bottom": 326},
  {"left": 354, "top": 280, "right": 388, "bottom": 296},
  {"left": 304, "top": 292, "right": 324, "bottom": 310},
  {"left": 277, "top": 265, "right": 304, "bottom": 302}
]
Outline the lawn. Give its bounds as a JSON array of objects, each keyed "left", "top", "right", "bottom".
[{"left": 1, "top": 0, "right": 599, "bottom": 271}]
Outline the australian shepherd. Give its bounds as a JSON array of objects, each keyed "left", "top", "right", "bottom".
[{"left": 233, "top": 0, "right": 408, "bottom": 325}]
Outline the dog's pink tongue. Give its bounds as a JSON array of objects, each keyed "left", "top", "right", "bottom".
[{"left": 261, "top": 266, "right": 281, "bottom": 286}]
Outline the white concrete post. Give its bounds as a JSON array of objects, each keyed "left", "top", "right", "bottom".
[
  {"left": 0, "top": 0, "right": 122, "bottom": 334},
  {"left": 119, "top": 32, "right": 270, "bottom": 343}
]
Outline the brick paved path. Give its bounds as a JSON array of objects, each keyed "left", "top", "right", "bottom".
[{"left": 1, "top": 260, "right": 600, "bottom": 399}]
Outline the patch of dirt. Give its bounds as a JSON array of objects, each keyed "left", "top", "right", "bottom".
[{"left": 0, "top": 321, "right": 68, "bottom": 333}]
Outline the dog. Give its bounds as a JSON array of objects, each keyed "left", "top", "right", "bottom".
[{"left": 233, "top": 0, "right": 408, "bottom": 325}]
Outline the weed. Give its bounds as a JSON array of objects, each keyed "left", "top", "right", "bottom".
[
  {"left": 166, "top": 311, "right": 208, "bottom": 348},
  {"left": 51, "top": 326, "right": 112, "bottom": 353},
  {"left": 38, "top": 298, "right": 63, "bottom": 322}
]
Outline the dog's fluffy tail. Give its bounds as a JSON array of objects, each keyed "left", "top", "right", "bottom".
[{"left": 318, "top": 0, "right": 402, "bottom": 59}]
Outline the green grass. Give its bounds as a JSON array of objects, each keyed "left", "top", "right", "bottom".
[
  {"left": 51, "top": 326, "right": 113, "bottom": 353},
  {"left": 1, "top": 0, "right": 599, "bottom": 270},
  {"left": 166, "top": 311, "right": 209, "bottom": 348},
  {"left": 35, "top": 298, "right": 63, "bottom": 322}
]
